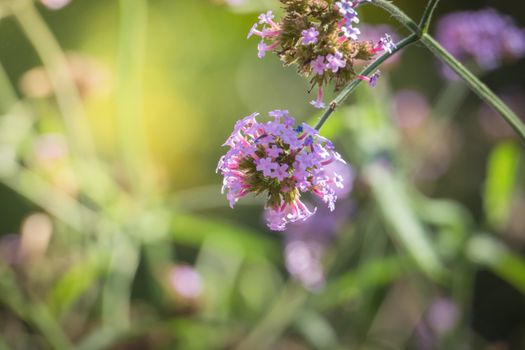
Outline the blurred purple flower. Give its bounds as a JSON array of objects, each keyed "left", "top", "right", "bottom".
[
  {"left": 427, "top": 298, "right": 459, "bottom": 335},
  {"left": 282, "top": 162, "right": 354, "bottom": 291},
  {"left": 285, "top": 240, "right": 325, "bottom": 291},
  {"left": 169, "top": 265, "right": 203, "bottom": 300},
  {"left": 391, "top": 90, "right": 429, "bottom": 130},
  {"left": 413, "top": 298, "right": 459, "bottom": 349},
  {"left": 40, "top": 0, "right": 71, "bottom": 10},
  {"left": 0, "top": 234, "right": 21, "bottom": 266},
  {"left": 436, "top": 8, "right": 525, "bottom": 77}
]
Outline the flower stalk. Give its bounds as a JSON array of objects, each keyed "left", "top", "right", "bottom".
[{"left": 314, "top": 0, "right": 525, "bottom": 144}]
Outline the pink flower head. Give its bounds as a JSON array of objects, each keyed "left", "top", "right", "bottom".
[{"left": 218, "top": 111, "right": 347, "bottom": 231}]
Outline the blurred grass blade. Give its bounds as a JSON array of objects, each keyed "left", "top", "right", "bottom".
[
  {"left": 117, "top": 0, "right": 149, "bottom": 193},
  {"left": 314, "top": 256, "right": 405, "bottom": 311},
  {"left": 483, "top": 141, "right": 520, "bottom": 230},
  {"left": 294, "top": 310, "right": 339, "bottom": 349},
  {"left": 467, "top": 235, "right": 525, "bottom": 294},
  {"left": 0, "top": 63, "right": 17, "bottom": 114},
  {"left": 235, "top": 283, "right": 307, "bottom": 350},
  {"left": 102, "top": 237, "right": 140, "bottom": 330},
  {"left": 47, "top": 252, "right": 109, "bottom": 317},
  {"left": 0, "top": 263, "right": 72, "bottom": 349},
  {"left": 171, "top": 214, "right": 279, "bottom": 262},
  {"left": 366, "top": 164, "right": 446, "bottom": 281}
]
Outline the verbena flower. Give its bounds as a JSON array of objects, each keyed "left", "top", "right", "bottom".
[
  {"left": 436, "top": 8, "right": 525, "bottom": 77},
  {"left": 359, "top": 24, "right": 400, "bottom": 68},
  {"left": 358, "top": 70, "right": 381, "bottom": 87},
  {"left": 247, "top": 0, "right": 395, "bottom": 108},
  {"left": 217, "top": 110, "right": 347, "bottom": 231}
]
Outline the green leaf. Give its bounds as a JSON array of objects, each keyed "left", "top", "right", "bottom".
[
  {"left": 46, "top": 252, "right": 108, "bottom": 317},
  {"left": 483, "top": 141, "right": 520, "bottom": 230},
  {"left": 170, "top": 214, "right": 279, "bottom": 262},
  {"left": 467, "top": 235, "right": 525, "bottom": 294},
  {"left": 366, "top": 165, "right": 446, "bottom": 281},
  {"left": 313, "top": 256, "right": 405, "bottom": 310}
]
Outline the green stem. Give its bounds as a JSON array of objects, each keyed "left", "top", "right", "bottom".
[
  {"left": 2, "top": 167, "right": 98, "bottom": 232},
  {"left": 420, "top": 34, "right": 525, "bottom": 142},
  {"left": 369, "top": 0, "right": 420, "bottom": 35},
  {"left": 10, "top": 0, "right": 95, "bottom": 158},
  {"left": 317, "top": 0, "right": 525, "bottom": 144},
  {"left": 0, "top": 63, "right": 17, "bottom": 113},
  {"left": 419, "top": 0, "right": 441, "bottom": 33},
  {"left": 117, "top": 0, "right": 149, "bottom": 194},
  {"left": 315, "top": 33, "right": 419, "bottom": 131},
  {"left": 371, "top": 0, "right": 525, "bottom": 142}
]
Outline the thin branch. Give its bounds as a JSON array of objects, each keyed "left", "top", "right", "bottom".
[
  {"left": 419, "top": 0, "right": 441, "bottom": 34},
  {"left": 315, "top": 33, "right": 419, "bottom": 130}
]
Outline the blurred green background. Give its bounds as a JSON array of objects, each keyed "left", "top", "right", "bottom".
[{"left": 0, "top": 0, "right": 524, "bottom": 349}]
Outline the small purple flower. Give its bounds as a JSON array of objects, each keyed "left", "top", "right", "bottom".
[
  {"left": 267, "top": 145, "right": 282, "bottom": 158},
  {"left": 310, "top": 87, "right": 326, "bottom": 109},
  {"left": 311, "top": 55, "right": 327, "bottom": 75},
  {"left": 377, "top": 33, "right": 396, "bottom": 53},
  {"left": 310, "top": 100, "right": 326, "bottom": 109},
  {"left": 336, "top": 0, "right": 356, "bottom": 17},
  {"left": 258, "top": 11, "right": 274, "bottom": 25},
  {"left": 274, "top": 163, "right": 289, "bottom": 181},
  {"left": 268, "top": 109, "right": 289, "bottom": 121},
  {"left": 301, "top": 27, "right": 320, "bottom": 45},
  {"left": 342, "top": 25, "right": 360, "bottom": 40},
  {"left": 247, "top": 23, "right": 261, "bottom": 39},
  {"left": 257, "top": 41, "right": 268, "bottom": 58},
  {"left": 218, "top": 111, "right": 347, "bottom": 231},
  {"left": 326, "top": 50, "right": 347, "bottom": 73},
  {"left": 256, "top": 157, "right": 278, "bottom": 177},
  {"left": 357, "top": 70, "right": 381, "bottom": 87},
  {"left": 359, "top": 24, "right": 400, "bottom": 68},
  {"left": 369, "top": 70, "right": 381, "bottom": 87},
  {"left": 333, "top": 173, "right": 344, "bottom": 189}
]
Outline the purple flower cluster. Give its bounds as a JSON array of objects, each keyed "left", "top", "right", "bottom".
[
  {"left": 247, "top": 0, "right": 395, "bottom": 109},
  {"left": 217, "top": 110, "right": 347, "bottom": 231},
  {"left": 248, "top": 11, "right": 282, "bottom": 58},
  {"left": 336, "top": 0, "right": 361, "bottom": 39},
  {"left": 436, "top": 8, "right": 525, "bottom": 75}
]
